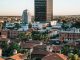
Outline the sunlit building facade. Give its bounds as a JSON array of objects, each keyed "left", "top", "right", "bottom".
[
  {"left": 35, "top": 0, "right": 53, "bottom": 22},
  {"left": 22, "top": 9, "right": 31, "bottom": 25}
]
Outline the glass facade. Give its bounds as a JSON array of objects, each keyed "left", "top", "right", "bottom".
[{"left": 35, "top": 0, "right": 53, "bottom": 22}]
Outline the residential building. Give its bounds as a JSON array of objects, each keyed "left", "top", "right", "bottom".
[
  {"left": 31, "top": 45, "right": 53, "bottom": 60},
  {"left": 59, "top": 28, "right": 80, "bottom": 42},
  {"left": 0, "top": 30, "right": 8, "bottom": 38}
]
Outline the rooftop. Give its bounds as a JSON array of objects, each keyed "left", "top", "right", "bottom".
[
  {"left": 9, "top": 53, "right": 25, "bottom": 60},
  {"left": 42, "top": 53, "right": 68, "bottom": 60}
]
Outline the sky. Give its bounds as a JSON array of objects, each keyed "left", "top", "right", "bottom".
[{"left": 0, "top": 0, "right": 80, "bottom": 16}]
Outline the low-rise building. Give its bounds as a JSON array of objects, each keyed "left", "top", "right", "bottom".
[
  {"left": 31, "top": 45, "right": 60, "bottom": 60},
  {"left": 59, "top": 28, "right": 80, "bottom": 42}
]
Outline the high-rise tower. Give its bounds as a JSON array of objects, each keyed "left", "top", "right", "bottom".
[
  {"left": 22, "top": 9, "right": 31, "bottom": 25},
  {"left": 35, "top": 0, "right": 53, "bottom": 22}
]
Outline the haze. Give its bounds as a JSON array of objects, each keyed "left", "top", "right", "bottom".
[{"left": 0, "top": 0, "right": 80, "bottom": 16}]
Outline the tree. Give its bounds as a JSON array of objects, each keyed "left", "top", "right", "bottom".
[
  {"left": 68, "top": 53, "right": 74, "bottom": 60},
  {"left": 62, "top": 20, "right": 67, "bottom": 23},
  {"left": 2, "top": 21, "right": 6, "bottom": 29},
  {"left": 20, "top": 49, "right": 29, "bottom": 59},
  {"left": 18, "top": 32, "right": 26, "bottom": 41},
  {"left": 61, "top": 23, "right": 69, "bottom": 30},
  {"left": 31, "top": 31, "right": 49, "bottom": 42},
  {"left": 18, "top": 32, "right": 32, "bottom": 42},
  {"left": 14, "top": 23, "right": 21, "bottom": 29},
  {"left": 61, "top": 45, "right": 70, "bottom": 55},
  {"left": 74, "top": 54, "right": 79, "bottom": 60},
  {"left": 1, "top": 42, "right": 9, "bottom": 56},
  {"left": 69, "top": 54, "right": 79, "bottom": 60},
  {"left": 25, "top": 32, "right": 32, "bottom": 40},
  {"left": 61, "top": 20, "right": 70, "bottom": 30},
  {"left": 73, "top": 49, "right": 79, "bottom": 54},
  {"left": 0, "top": 42, "right": 8, "bottom": 49},
  {"left": 7, "top": 42, "right": 20, "bottom": 56},
  {"left": 47, "top": 22, "right": 52, "bottom": 27},
  {"left": 50, "top": 34, "right": 59, "bottom": 39},
  {"left": 31, "top": 31, "right": 40, "bottom": 40},
  {"left": 71, "top": 21, "right": 80, "bottom": 28},
  {"left": 28, "top": 23, "right": 32, "bottom": 29}
]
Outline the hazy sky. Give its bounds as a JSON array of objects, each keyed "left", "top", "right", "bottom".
[{"left": 0, "top": 0, "right": 80, "bottom": 16}]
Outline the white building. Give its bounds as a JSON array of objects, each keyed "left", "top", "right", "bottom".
[
  {"left": 32, "top": 22, "right": 43, "bottom": 29},
  {"left": 22, "top": 9, "right": 32, "bottom": 24},
  {"left": 32, "top": 22, "right": 49, "bottom": 29},
  {"left": 18, "top": 24, "right": 28, "bottom": 31},
  {"left": 6, "top": 23, "right": 15, "bottom": 28}
]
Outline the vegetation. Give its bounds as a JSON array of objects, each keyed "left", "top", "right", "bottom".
[
  {"left": 61, "top": 45, "right": 80, "bottom": 60},
  {"left": 31, "top": 31, "right": 49, "bottom": 42},
  {"left": 28, "top": 23, "right": 32, "bottom": 28},
  {"left": 18, "top": 32, "right": 27, "bottom": 41},
  {"left": 2, "top": 42, "right": 20, "bottom": 57},
  {"left": 18, "top": 32, "right": 32, "bottom": 41},
  {"left": 68, "top": 53, "right": 79, "bottom": 60},
  {"left": 18, "top": 30, "right": 49, "bottom": 42},
  {"left": 61, "top": 20, "right": 69, "bottom": 30},
  {"left": 50, "top": 34, "right": 59, "bottom": 39},
  {"left": 71, "top": 21, "right": 80, "bottom": 28},
  {"left": 14, "top": 23, "right": 21, "bottom": 29},
  {"left": 47, "top": 22, "right": 52, "bottom": 27},
  {"left": 7, "top": 42, "right": 20, "bottom": 56},
  {"left": 2, "top": 21, "right": 6, "bottom": 29}
]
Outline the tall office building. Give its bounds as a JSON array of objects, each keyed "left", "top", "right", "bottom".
[
  {"left": 35, "top": 0, "right": 53, "bottom": 22},
  {"left": 22, "top": 9, "right": 31, "bottom": 25}
]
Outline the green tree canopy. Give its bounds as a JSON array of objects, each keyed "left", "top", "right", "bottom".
[
  {"left": 7, "top": 42, "right": 20, "bottom": 56},
  {"left": 72, "top": 21, "right": 80, "bottom": 28},
  {"left": 28, "top": 23, "right": 32, "bottom": 29},
  {"left": 14, "top": 23, "right": 21, "bottom": 29},
  {"left": 31, "top": 31, "right": 49, "bottom": 42}
]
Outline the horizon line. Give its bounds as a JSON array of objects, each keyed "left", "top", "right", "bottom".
[{"left": 0, "top": 14, "right": 80, "bottom": 16}]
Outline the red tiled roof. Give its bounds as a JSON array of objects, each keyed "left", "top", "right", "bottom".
[
  {"left": 10, "top": 53, "right": 25, "bottom": 60},
  {"left": 32, "top": 45, "right": 51, "bottom": 55},
  {"left": 57, "top": 53, "right": 68, "bottom": 60},
  {"left": 42, "top": 53, "right": 68, "bottom": 60},
  {"left": 21, "top": 41, "right": 43, "bottom": 49},
  {"left": 21, "top": 42, "right": 38, "bottom": 49},
  {"left": 33, "top": 45, "right": 47, "bottom": 50},
  {"left": 26, "top": 40, "right": 42, "bottom": 44},
  {"left": 0, "top": 58, "right": 4, "bottom": 60}
]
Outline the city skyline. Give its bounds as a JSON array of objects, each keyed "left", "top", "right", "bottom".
[{"left": 0, "top": 0, "right": 80, "bottom": 16}]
